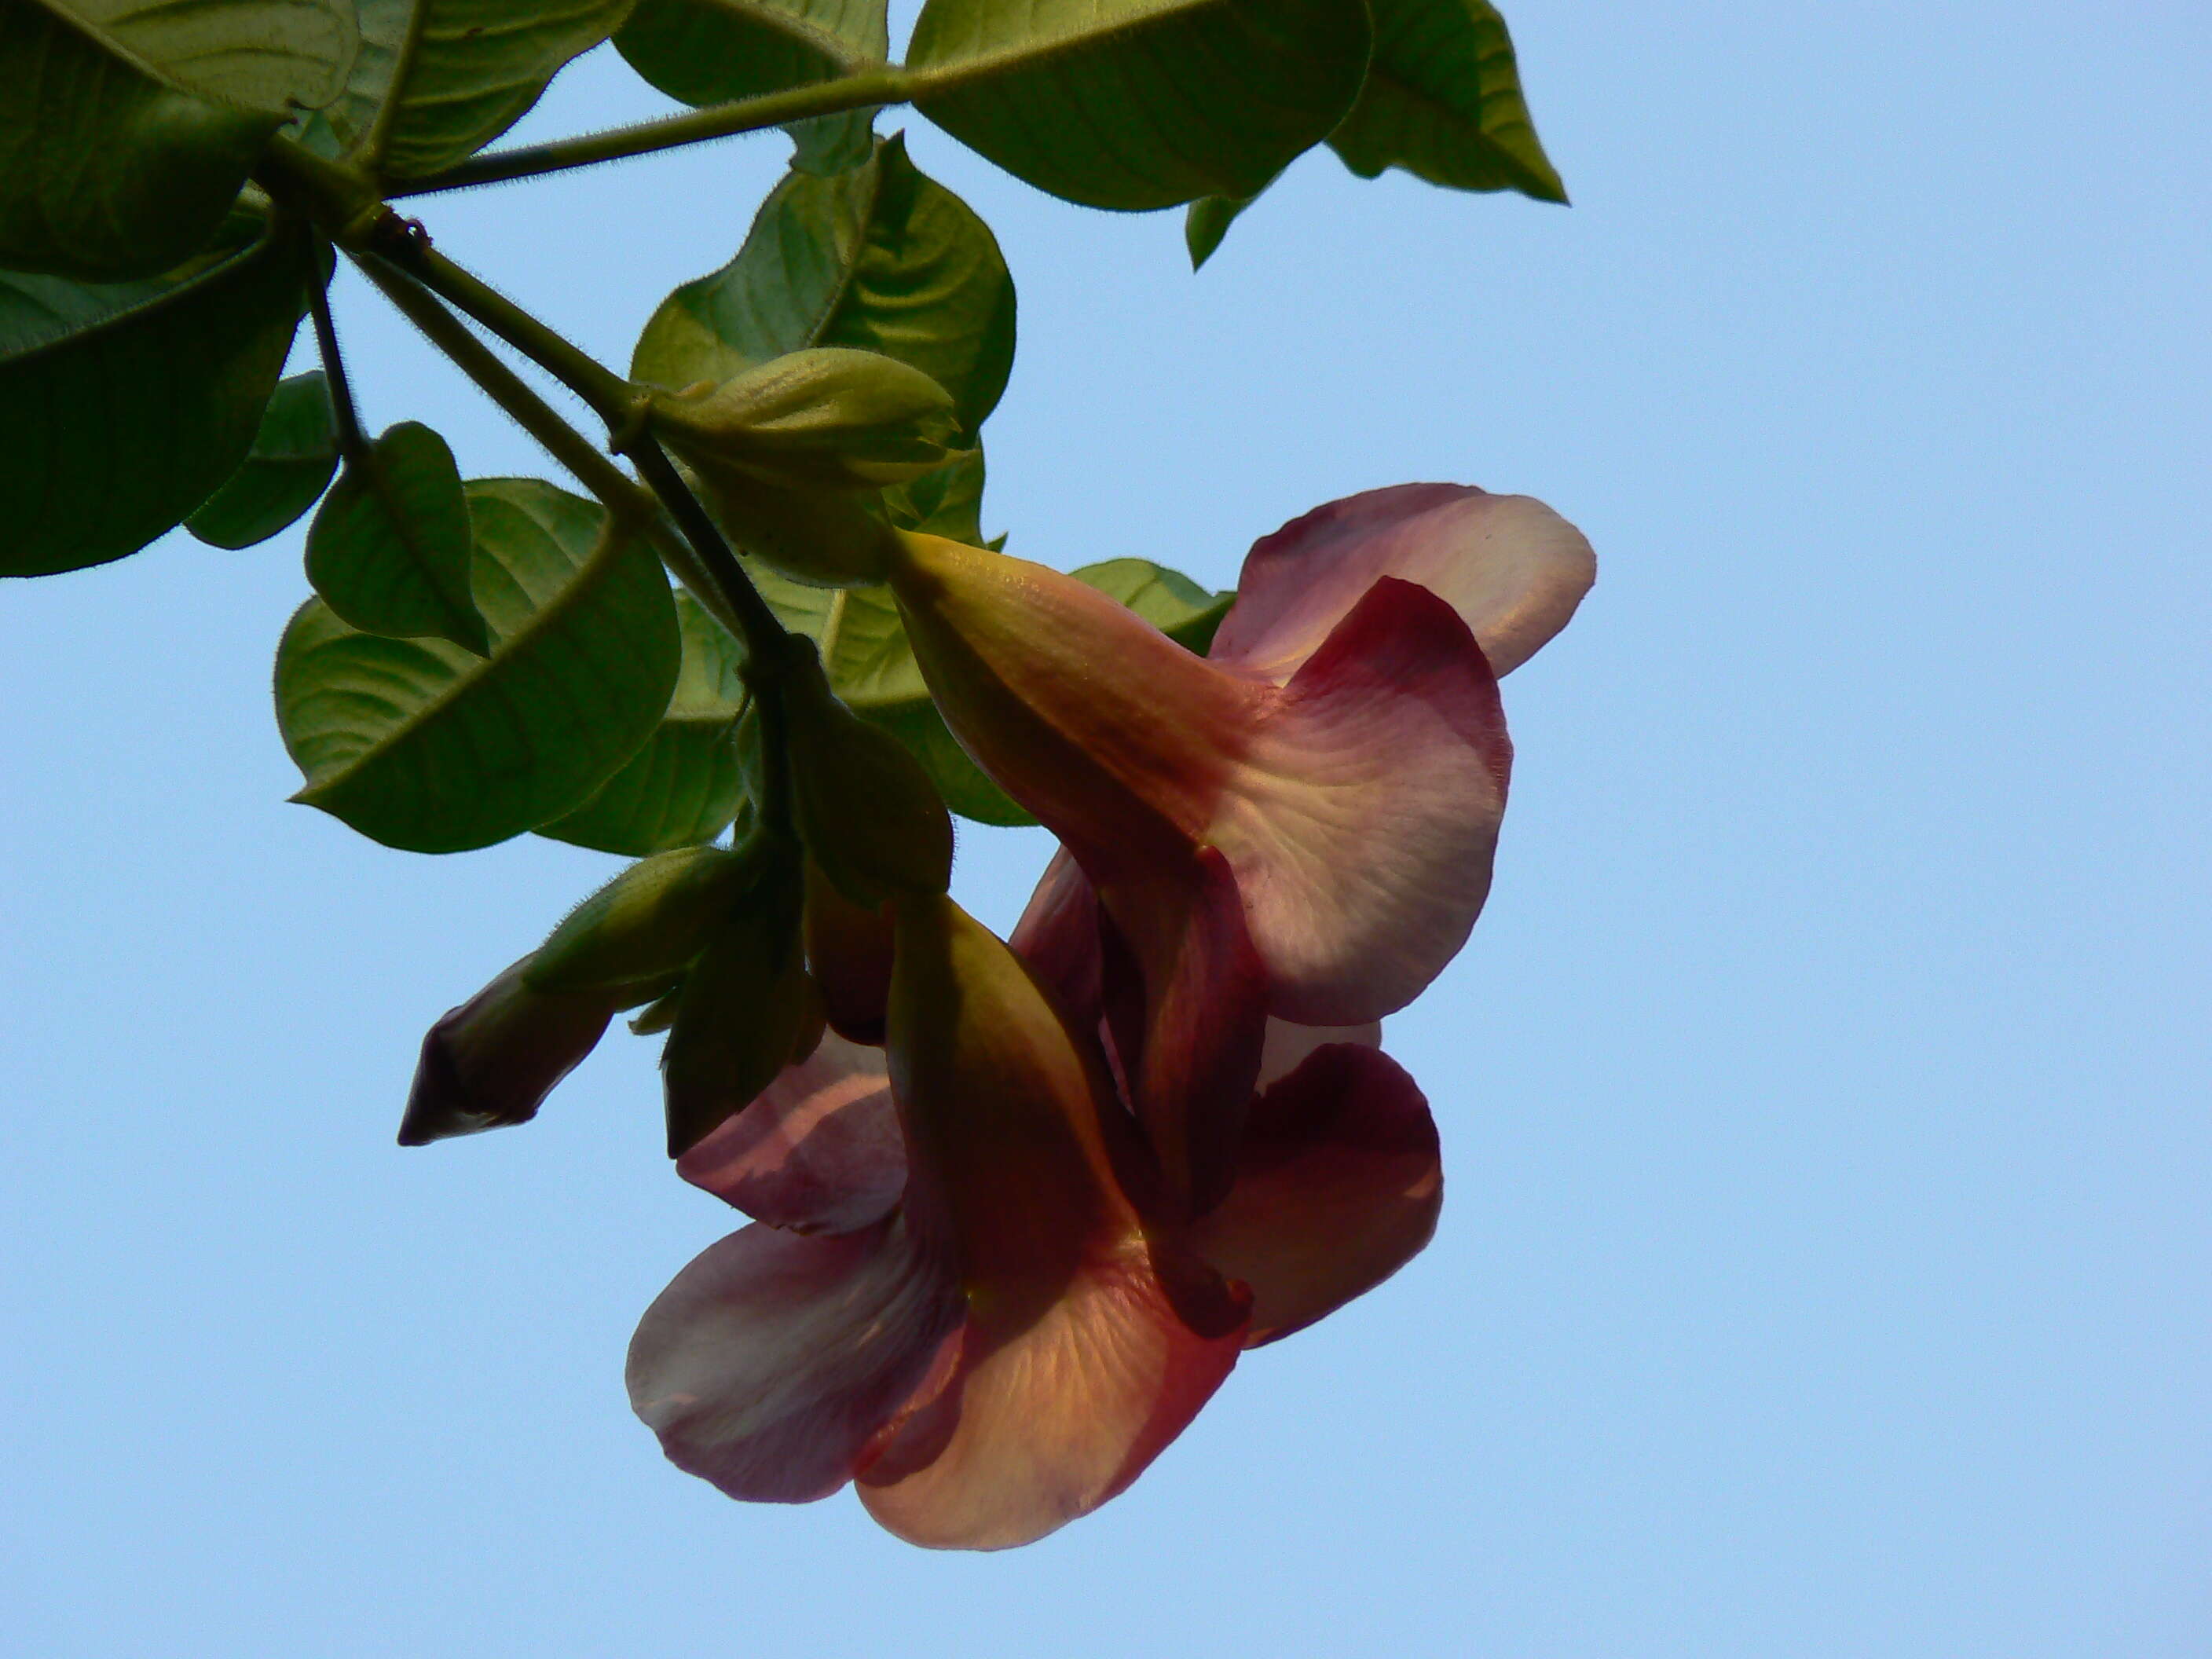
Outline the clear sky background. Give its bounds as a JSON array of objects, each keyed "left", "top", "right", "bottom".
[{"left": 5, "top": 4, "right": 2209, "bottom": 1654}]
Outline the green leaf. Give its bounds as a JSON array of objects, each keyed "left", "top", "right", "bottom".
[
  {"left": 372, "top": 0, "right": 639, "bottom": 178},
  {"left": 276, "top": 478, "right": 682, "bottom": 852},
  {"left": 185, "top": 369, "right": 339, "bottom": 548},
  {"left": 0, "top": 214, "right": 310, "bottom": 577},
  {"left": 879, "top": 446, "right": 988, "bottom": 546},
  {"left": 906, "top": 0, "right": 1369, "bottom": 211},
  {"left": 0, "top": 5, "right": 282, "bottom": 280},
  {"left": 1328, "top": 0, "right": 1566, "bottom": 201},
  {"left": 538, "top": 590, "right": 752, "bottom": 855},
  {"left": 305, "top": 419, "right": 487, "bottom": 650},
  {"left": 1071, "top": 558, "right": 1232, "bottom": 653},
  {"left": 1184, "top": 189, "right": 1261, "bottom": 271},
  {"left": 632, "top": 133, "right": 1013, "bottom": 443},
  {"left": 748, "top": 566, "right": 1034, "bottom": 826},
  {"left": 55, "top": 0, "right": 359, "bottom": 111},
  {"left": 617, "top": 0, "right": 884, "bottom": 108},
  {"left": 290, "top": 0, "right": 403, "bottom": 157}
]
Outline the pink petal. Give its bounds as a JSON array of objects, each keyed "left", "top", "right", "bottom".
[
  {"left": 1210, "top": 484, "right": 1596, "bottom": 683},
  {"left": 1188, "top": 1043, "right": 1441, "bottom": 1346},
  {"left": 1007, "top": 846, "right": 1104, "bottom": 1024},
  {"left": 1211, "top": 577, "right": 1512, "bottom": 1024},
  {"left": 1257, "top": 1016, "right": 1382, "bottom": 1090},
  {"left": 855, "top": 1232, "right": 1247, "bottom": 1550},
  {"left": 804, "top": 859, "right": 895, "bottom": 1045},
  {"left": 1096, "top": 849, "right": 1268, "bottom": 1218},
  {"left": 627, "top": 1212, "right": 965, "bottom": 1503},
  {"left": 675, "top": 1031, "right": 906, "bottom": 1234}
]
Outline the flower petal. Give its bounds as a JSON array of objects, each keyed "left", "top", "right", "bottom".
[
  {"left": 675, "top": 1031, "right": 906, "bottom": 1233},
  {"left": 855, "top": 1232, "right": 1247, "bottom": 1550},
  {"left": 1257, "top": 1016, "right": 1382, "bottom": 1090},
  {"left": 627, "top": 1213, "right": 965, "bottom": 1503},
  {"left": 1211, "top": 484, "right": 1596, "bottom": 683},
  {"left": 1096, "top": 850, "right": 1268, "bottom": 1218},
  {"left": 1212, "top": 577, "right": 1512, "bottom": 1024},
  {"left": 1008, "top": 846, "right": 1105, "bottom": 1024},
  {"left": 1188, "top": 1042, "right": 1441, "bottom": 1346}
]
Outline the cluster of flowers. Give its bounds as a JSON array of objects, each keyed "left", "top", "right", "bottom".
[{"left": 409, "top": 481, "right": 1593, "bottom": 1549}]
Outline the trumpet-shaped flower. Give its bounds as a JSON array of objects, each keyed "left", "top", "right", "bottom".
[
  {"left": 884, "top": 483, "right": 1591, "bottom": 1207},
  {"left": 628, "top": 895, "right": 1251, "bottom": 1550}
]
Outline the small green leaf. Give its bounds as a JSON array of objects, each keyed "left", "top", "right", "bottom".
[
  {"left": 538, "top": 590, "right": 752, "bottom": 855},
  {"left": 1329, "top": 0, "right": 1567, "bottom": 202},
  {"left": 290, "top": 0, "right": 404, "bottom": 157},
  {"left": 1184, "top": 189, "right": 1262, "bottom": 271},
  {"left": 58, "top": 0, "right": 360, "bottom": 112},
  {"left": 1071, "top": 558, "right": 1233, "bottom": 653},
  {"left": 0, "top": 4, "right": 282, "bottom": 280},
  {"left": 0, "top": 212, "right": 310, "bottom": 577},
  {"left": 305, "top": 420, "right": 486, "bottom": 650},
  {"left": 879, "top": 447, "right": 989, "bottom": 546},
  {"left": 632, "top": 133, "right": 1014, "bottom": 443},
  {"left": 372, "top": 0, "right": 641, "bottom": 177},
  {"left": 185, "top": 369, "right": 339, "bottom": 548},
  {"left": 276, "top": 478, "right": 681, "bottom": 852},
  {"left": 906, "top": 0, "right": 1370, "bottom": 211},
  {"left": 662, "top": 875, "right": 809, "bottom": 1155},
  {"left": 617, "top": 0, "right": 884, "bottom": 108}
]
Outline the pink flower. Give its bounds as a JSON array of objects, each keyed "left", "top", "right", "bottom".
[
  {"left": 883, "top": 482, "right": 1592, "bottom": 1208},
  {"left": 628, "top": 895, "right": 1251, "bottom": 1550}
]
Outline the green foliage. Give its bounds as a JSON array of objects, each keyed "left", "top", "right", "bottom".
[
  {"left": 881, "top": 446, "right": 989, "bottom": 547},
  {"left": 1071, "top": 558, "right": 1234, "bottom": 654},
  {"left": 342, "top": 0, "right": 639, "bottom": 177},
  {"left": 1184, "top": 189, "right": 1262, "bottom": 272},
  {"left": 661, "top": 873, "right": 811, "bottom": 1154},
  {"left": 306, "top": 419, "right": 487, "bottom": 650},
  {"left": 0, "top": 213, "right": 309, "bottom": 576},
  {"left": 538, "top": 590, "right": 751, "bottom": 855},
  {"left": 0, "top": 4, "right": 281, "bottom": 280},
  {"left": 57, "top": 0, "right": 359, "bottom": 111},
  {"left": 617, "top": 0, "right": 885, "bottom": 108},
  {"left": 632, "top": 133, "right": 1013, "bottom": 444},
  {"left": 906, "top": 0, "right": 1370, "bottom": 211},
  {"left": 1331, "top": 0, "right": 1566, "bottom": 200},
  {"left": 275, "top": 478, "right": 680, "bottom": 852},
  {"left": 185, "top": 370, "right": 340, "bottom": 548},
  {"left": 528, "top": 843, "right": 756, "bottom": 994}
]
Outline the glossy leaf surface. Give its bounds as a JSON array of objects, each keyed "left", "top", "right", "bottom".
[
  {"left": 632, "top": 134, "right": 1013, "bottom": 443},
  {"left": 0, "top": 216, "right": 309, "bottom": 576},
  {"left": 617, "top": 0, "right": 884, "bottom": 108},
  {"left": 0, "top": 5, "right": 281, "bottom": 280},
  {"left": 306, "top": 419, "right": 487, "bottom": 650},
  {"left": 1329, "top": 0, "right": 1566, "bottom": 200},
  {"left": 539, "top": 590, "right": 753, "bottom": 855},
  {"left": 276, "top": 478, "right": 680, "bottom": 852},
  {"left": 185, "top": 369, "right": 339, "bottom": 548},
  {"left": 906, "top": 0, "right": 1369, "bottom": 210}
]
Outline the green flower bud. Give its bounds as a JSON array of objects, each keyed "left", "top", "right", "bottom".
[
  {"left": 652, "top": 348, "right": 964, "bottom": 493},
  {"left": 526, "top": 844, "right": 760, "bottom": 995}
]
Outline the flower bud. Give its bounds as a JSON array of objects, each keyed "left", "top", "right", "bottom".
[
  {"left": 652, "top": 348, "right": 964, "bottom": 493},
  {"left": 526, "top": 844, "right": 760, "bottom": 995},
  {"left": 802, "top": 855, "right": 895, "bottom": 1044},
  {"left": 661, "top": 864, "right": 813, "bottom": 1156},
  {"left": 773, "top": 639, "right": 954, "bottom": 906},
  {"left": 397, "top": 958, "right": 620, "bottom": 1146}
]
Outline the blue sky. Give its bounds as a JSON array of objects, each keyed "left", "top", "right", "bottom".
[{"left": 4, "top": 4, "right": 2208, "bottom": 1654}]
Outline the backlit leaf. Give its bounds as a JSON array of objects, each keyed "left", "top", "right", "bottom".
[
  {"left": 58, "top": 0, "right": 358, "bottom": 112},
  {"left": 906, "top": 0, "right": 1369, "bottom": 211},
  {"left": 0, "top": 3, "right": 281, "bottom": 280},
  {"left": 0, "top": 212, "right": 310, "bottom": 576},
  {"left": 1329, "top": 0, "right": 1566, "bottom": 201},
  {"left": 276, "top": 478, "right": 681, "bottom": 852},
  {"left": 538, "top": 589, "right": 752, "bottom": 855},
  {"left": 186, "top": 369, "right": 339, "bottom": 548},
  {"left": 1071, "top": 557, "right": 1232, "bottom": 653},
  {"left": 305, "top": 419, "right": 487, "bottom": 650},
  {"left": 632, "top": 133, "right": 1013, "bottom": 443}
]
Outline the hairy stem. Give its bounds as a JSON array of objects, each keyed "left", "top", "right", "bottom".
[
  {"left": 349, "top": 252, "right": 757, "bottom": 648},
  {"left": 628, "top": 438, "right": 793, "bottom": 676},
  {"left": 383, "top": 69, "right": 914, "bottom": 196},
  {"left": 308, "top": 274, "right": 368, "bottom": 459}
]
